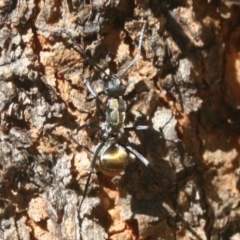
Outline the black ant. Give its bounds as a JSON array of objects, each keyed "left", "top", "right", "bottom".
[{"left": 53, "top": 22, "right": 151, "bottom": 206}]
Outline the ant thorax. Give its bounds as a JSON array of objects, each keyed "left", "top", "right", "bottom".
[{"left": 105, "top": 98, "right": 127, "bottom": 135}]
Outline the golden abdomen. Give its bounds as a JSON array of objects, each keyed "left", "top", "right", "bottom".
[{"left": 99, "top": 144, "right": 129, "bottom": 176}]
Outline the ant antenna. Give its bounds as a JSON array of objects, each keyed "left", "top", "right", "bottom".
[
  {"left": 53, "top": 28, "right": 110, "bottom": 80},
  {"left": 119, "top": 21, "right": 147, "bottom": 78},
  {"left": 53, "top": 21, "right": 146, "bottom": 82}
]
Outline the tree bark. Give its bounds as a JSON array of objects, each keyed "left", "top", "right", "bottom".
[{"left": 0, "top": 0, "right": 240, "bottom": 239}]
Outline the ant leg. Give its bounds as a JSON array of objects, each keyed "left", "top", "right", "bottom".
[
  {"left": 84, "top": 79, "right": 104, "bottom": 117},
  {"left": 122, "top": 125, "right": 151, "bottom": 166},
  {"left": 68, "top": 122, "right": 101, "bottom": 145},
  {"left": 120, "top": 22, "right": 147, "bottom": 78},
  {"left": 80, "top": 141, "right": 105, "bottom": 207},
  {"left": 119, "top": 142, "right": 150, "bottom": 167},
  {"left": 124, "top": 125, "right": 151, "bottom": 131},
  {"left": 74, "top": 122, "right": 101, "bottom": 133},
  {"left": 126, "top": 94, "right": 139, "bottom": 112}
]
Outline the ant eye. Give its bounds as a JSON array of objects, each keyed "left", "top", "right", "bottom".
[{"left": 103, "top": 75, "right": 109, "bottom": 81}]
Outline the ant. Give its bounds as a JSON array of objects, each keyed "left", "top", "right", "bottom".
[{"left": 53, "top": 22, "right": 151, "bottom": 206}]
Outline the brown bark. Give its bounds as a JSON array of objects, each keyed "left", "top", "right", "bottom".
[{"left": 0, "top": 0, "right": 240, "bottom": 239}]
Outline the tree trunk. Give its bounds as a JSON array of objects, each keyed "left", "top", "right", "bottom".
[{"left": 0, "top": 0, "right": 240, "bottom": 239}]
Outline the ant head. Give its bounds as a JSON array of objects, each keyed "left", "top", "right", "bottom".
[{"left": 104, "top": 75, "right": 126, "bottom": 97}]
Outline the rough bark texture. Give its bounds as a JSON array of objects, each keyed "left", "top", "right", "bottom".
[{"left": 0, "top": 0, "right": 240, "bottom": 239}]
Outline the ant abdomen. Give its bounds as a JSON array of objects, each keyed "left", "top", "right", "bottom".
[{"left": 99, "top": 144, "right": 129, "bottom": 176}]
